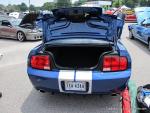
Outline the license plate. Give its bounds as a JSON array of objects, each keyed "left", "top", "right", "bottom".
[{"left": 65, "top": 81, "right": 86, "bottom": 91}]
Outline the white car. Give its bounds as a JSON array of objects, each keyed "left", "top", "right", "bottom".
[{"left": 0, "top": 13, "right": 42, "bottom": 42}]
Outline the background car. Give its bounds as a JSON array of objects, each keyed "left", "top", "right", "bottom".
[
  {"left": 0, "top": 13, "right": 42, "bottom": 42},
  {"left": 128, "top": 7, "right": 150, "bottom": 50},
  {"left": 124, "top": 9, "right": 137, "bottom": 22},
  {"left": 105, "top": 7, "right": 137, "bottom": 23},
  {"left": 27, "top": 7, "right": 131, "bottom": 95},
  {"left": 125, "top": 14, "right": 136, "bottom": 22}
]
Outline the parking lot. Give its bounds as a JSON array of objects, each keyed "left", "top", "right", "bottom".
[{"left": 0, "top": 23, "right": 150, "bottom": 113}]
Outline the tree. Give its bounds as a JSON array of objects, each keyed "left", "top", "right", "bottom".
[
  {"left": 140, "top": 0, "right": 150, "bottom": 6},
  {"left": 29, "top": 4, "right": 36, "bottom": 11},
  {"left": 35, "top": 6, "right": 43, "bottom": 11},
  {"left": 42, "top": 2, "right": 55, "bottom": 10},
  {"left": 6, "top": 4, "right": 20, "bottom": 12},
  {"left": 146, "top": 0, "right": 150, "bottom": 6},
  {"left": 73, "top": 0, "right": 87, "bottom": 6},
  {"left": 112, "top": 0, "right": 122, "bottom": 8},
  {"left": 121, "top": 0, "right": 136, "bottom": 8},
  {"left": 13, "top": 5, "right": 20, "bottom": 11},
  {"left": 56, "top": 0, "right": 71, "bottom": 8},
  {"left": 18, "top": 3, "right": 28, "bottom": 12},
  {"left": 125, "top": 0, "right": 134, "bottom": 8},
  {"left": 0, "top": 4, "right": 5, "bottom": 11},
  {"left": 112, "top": 0, "right": 137, "bottom": 8}
]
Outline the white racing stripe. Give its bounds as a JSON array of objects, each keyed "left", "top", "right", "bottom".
[
  {"left": 75, "top": 71, "right": 92, "bottom": 94},
  {"left": 75, "top": 71, "right": 92, "bottom": 81},
  {"left": 58, "top": 70, "right": 75, "bottom": 92},
  {"left": 58, "top": 70, "right": 92, "bottom": 94}
]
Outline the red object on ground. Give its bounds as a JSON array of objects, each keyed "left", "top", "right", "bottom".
[{"left": 121, "top": 87, "right": 131, "bottom": 113}]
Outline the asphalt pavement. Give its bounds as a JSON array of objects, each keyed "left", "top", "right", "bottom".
[{"left": 0, "top": 23, "right": 149, "bottom": 113}]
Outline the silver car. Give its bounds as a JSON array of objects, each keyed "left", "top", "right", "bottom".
[{"left": 0, "top": 13, "right": 42, "bottom": 42}]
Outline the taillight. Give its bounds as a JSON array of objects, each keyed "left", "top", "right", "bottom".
[
  {"left": 102, "top": 55, "right": 127, "bottom": 72},
  {"left": 30, "top": 55, "right": 51, "bottom": 70}
]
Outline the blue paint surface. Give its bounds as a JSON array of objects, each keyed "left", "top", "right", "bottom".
[
  {"left": 28, "top": 67, "right": 131, "bottom": 93},
  {"left": 128, "top": 7, "right": 150, "bottom": 44}
]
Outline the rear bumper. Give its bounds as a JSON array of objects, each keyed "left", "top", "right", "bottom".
[
  {"left": 27, "top": 67, "right": 131, "bottom": 94},
  {"left": 125, "top": 18, "right": 136, "bottom": 22}
]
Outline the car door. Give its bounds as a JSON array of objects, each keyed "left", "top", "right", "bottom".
[
  {"left": 131, "top": 25, "right": 140, "bottom": 38},
  {"left": 137, "top": 25, "right": 149, "bottom": 43},
  {"left": 136, "top": 25, "right": 145, "bottom": 40},
  {"left": 0, "top": 20, "right": 17, "bottom": 38},
  {"left": 137, "top": 25, "right": 148, "bottom": 43},
  {"left": 132, "top": 25, "right": 145, "bottom": 41}
]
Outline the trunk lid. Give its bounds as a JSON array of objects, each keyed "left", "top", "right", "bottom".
[{"left": 39, "top": 7, "right": 124, "bottom": 44}]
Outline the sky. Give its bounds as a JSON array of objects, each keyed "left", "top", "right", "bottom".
[{"left": 0, "top": 0, "right": 78, "bottom": 6}]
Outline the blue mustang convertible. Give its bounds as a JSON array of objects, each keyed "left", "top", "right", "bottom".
[
  {"left": 128, "top": 7, "right": 150, "bottom": 50},
  {"left": 27, "top": 7, "right": 131, "bottom": 94}
]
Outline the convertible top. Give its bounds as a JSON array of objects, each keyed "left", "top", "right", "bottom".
[{"left": 52, "top": 7, "right": 102, "bottom": 22}]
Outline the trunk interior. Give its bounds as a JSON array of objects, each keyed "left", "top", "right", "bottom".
[{"left": 45, "top": 46, "right": 113, "bottom": 69}]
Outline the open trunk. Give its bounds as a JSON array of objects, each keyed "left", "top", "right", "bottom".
[{"left": 45, "top": 46, "right": 113, "bottom": 69}]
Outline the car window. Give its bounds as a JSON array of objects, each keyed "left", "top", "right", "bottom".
[{"left": 1, "top": 20, "right": 11, "bottom": 26}]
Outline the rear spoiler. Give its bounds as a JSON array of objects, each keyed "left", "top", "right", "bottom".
[{"left": 45, "top": 38, "right": 114, "bottom": 47}]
